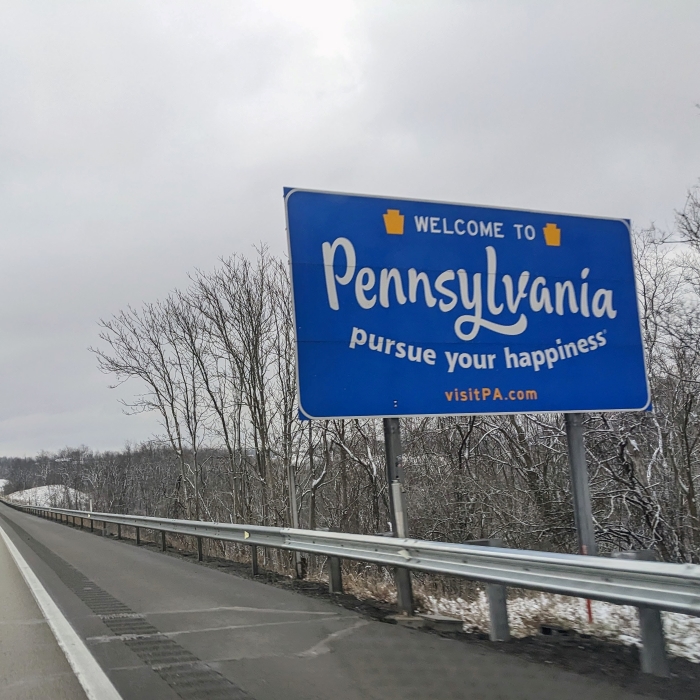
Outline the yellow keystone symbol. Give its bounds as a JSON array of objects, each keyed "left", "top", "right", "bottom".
[
  {"left": 543, "top": 223, "right": 561, "bottom": 247},
  {"left": 383, "top": 209, "right": 404, "bottom": 235}
]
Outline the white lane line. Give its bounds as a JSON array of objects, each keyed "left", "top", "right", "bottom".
[{"left": 0, "top": 521, "right": 123, "bottom": 700}]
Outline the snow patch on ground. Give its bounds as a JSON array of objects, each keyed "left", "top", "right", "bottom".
[
  {"left": 424, "top": 591, "right": 700, "bottom": 663},
  {"left": 0, "top": 478, "right": 9, "bottom": 493},
  {"left": 5, "top": 485, "right": 89, "bottom": 509},
  {"left": 336, "top": 569, "right": 700, "bottom": 664}
]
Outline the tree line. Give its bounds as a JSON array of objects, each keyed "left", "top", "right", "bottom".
[{"left": 3, "top": 186, "right": 700, "bottom": 564}]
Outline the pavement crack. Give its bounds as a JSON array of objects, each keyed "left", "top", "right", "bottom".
[
  {"left": 88, "top": 615, "right": 356, "bottom": 644},
  {"left": 145, "top": 605, "right": 338, "bottom": 616}
]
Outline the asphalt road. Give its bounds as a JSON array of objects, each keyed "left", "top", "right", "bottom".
[
  {"left": 0, "top": 503, "right": 652, "bottom": 700},
  {"left": 0, "top": 524, "right": 88, "bottom": 700}
]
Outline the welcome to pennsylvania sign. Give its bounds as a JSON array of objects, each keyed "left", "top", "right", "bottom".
[{"left": 284, "top": 188, "right": 650, "bottom": 419}]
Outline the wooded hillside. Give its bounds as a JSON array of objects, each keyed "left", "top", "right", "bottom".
[{"left": 4, "top": 187, "right": 700, "bottom": 564}]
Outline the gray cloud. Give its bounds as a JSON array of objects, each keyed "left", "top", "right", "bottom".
[{"left": 1, "top": 0, "right": 699, "bottom": 453}]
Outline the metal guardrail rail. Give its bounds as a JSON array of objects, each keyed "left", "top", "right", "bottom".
[{"left": 6, "top": 501, "right": 700, "bottom": 618}]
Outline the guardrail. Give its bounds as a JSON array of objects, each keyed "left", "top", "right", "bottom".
[
  {"left": 6, "top": 501, "right": 700, "bottom": 615},
  {"left": 5, "top": 500, "right": 700, "bottom": 676}
]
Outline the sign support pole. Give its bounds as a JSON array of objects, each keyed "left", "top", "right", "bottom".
[
  {"left": 383, "top": 418, "right": 413, "bottom": 615},
  {"left": 565, "top": 413, "right": 597, "bottom": 556},
  {"left": 287, "top": 459, "right": 304, "bottom": 579}
]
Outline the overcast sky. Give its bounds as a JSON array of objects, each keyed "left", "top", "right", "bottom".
[{"left": 1, "top": 1, "right": 699, "bottom": 455}]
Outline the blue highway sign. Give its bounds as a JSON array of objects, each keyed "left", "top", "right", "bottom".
[{"left": 285, "top": 189, "right": 650, "bottom": 419}]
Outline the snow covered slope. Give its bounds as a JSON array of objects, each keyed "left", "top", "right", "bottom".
[{"left": 5, "top": 485, "right": 89, "bottom": 509}]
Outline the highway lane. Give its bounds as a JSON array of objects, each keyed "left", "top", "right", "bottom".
[
  {"left": 0, "top": 521, "right": 88, "bottom": 700},
  {"left": 0, "top": 503, "right": 652, "bottom": 700}
]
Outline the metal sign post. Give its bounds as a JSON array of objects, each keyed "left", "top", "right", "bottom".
[
  {"left": 564, "top": 413, "right": 597, "bottom": 557},
  {"left": 383, "top": 418, "right": 413, "bottom": 615},
  {"left": 286, "top": 458, "right": 304, "bottom": 579},
  {"left": 565, "top": 412, "right": 597, "bottom": 624}
]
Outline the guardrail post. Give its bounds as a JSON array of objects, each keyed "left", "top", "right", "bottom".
[
  {"left": 90, "top": 518, "right": 93, "bottom": 533},
  {"left": 612, "top": 550, "right": 670, "bottom": 677},
  {"left": 161, "top": 531, "right": 166, "bottom": 552},
  {"left": 197, "top": 536, "right": 203, "bottom": 562},
  {"left": 136, "top": 526, "right": 140, "bottom": 545},
  {"left": 80, "top": 517, "right": 84, "bottom": 530},
  {"left": 328, "top": 555, "right": 343, "bottom": 594},
  {"left": 251, "top": 544, "right": 259, "bottom": 576},
  {"left": 468, "top": 539, "right": 510, "bottom": 641},
  {"left": 317, "top": 528, "right": 343, "bottom": 594},
  {"left": 383, "top": 418, "right": 414, "bottom": 615},
  {"left": 102, "top": 521, "right": 107, "bottom": 536},
  {"left": 117, "top": 523, "right": 122, "bottom": 540}
]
